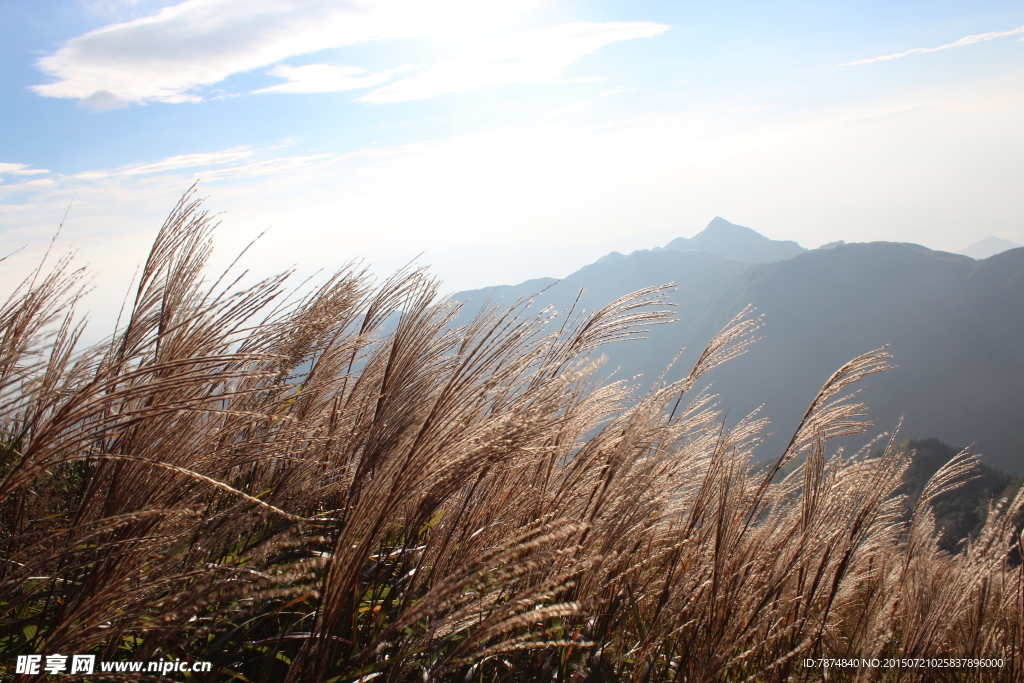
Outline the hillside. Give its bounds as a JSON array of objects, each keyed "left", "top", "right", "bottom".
[
  {"left": 689, "top": 243, "right": 1024, "bottom": 471},
  {"left": 895, "top": 438, "right": 1022, "bottom": 555}
]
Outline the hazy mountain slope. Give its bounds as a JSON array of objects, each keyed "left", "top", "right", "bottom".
[
  {"left": 685, "top": 243, "right": 1024, "bottom": 471},
  {"left": 452, "top": 248, "right": 750, "bottom": 383},
  {"left": 451, "top": 226, "right": 1024, "bottom": 472},
  {"left": 665, "top": 217, "right": 805, "bottom": 263},
  {"left": 959, "top": 236, "right": 1022, "bottom": 259},
  {"left": 453, "top": 248, "right": 752, "bottom": 323}
]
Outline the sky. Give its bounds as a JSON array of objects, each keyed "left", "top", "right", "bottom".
[{"left": 1, "top": 0, "right": 1023, "bottom": 334}]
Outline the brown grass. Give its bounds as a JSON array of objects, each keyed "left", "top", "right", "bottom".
[{"left": 1, "top": 190, "right": 1022, "bottom": 682}]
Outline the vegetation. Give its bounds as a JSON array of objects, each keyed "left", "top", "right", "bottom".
[
  {"left": 895, "top": 438, "right": 1023, "bottom": 557},
  {"left": 1, "top": 192, "right": 1022, "bottom": 682}
]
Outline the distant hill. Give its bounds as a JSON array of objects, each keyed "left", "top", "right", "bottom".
[
  {"left": 959, "top": 236, "right": 1022, "bottom": 259},
  {"left": 665, "top": 217, "right": 806, "bottom": 263},
  {"left": 451, "top": 225, "right": 1024, "bottom": 473}
]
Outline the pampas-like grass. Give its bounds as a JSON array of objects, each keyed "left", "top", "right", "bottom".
[{"left": 1, "top": 191, "right": 1021, "bottom": 682}]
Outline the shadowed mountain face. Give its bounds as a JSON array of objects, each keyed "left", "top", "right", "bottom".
[
  {"left": 665, "top": 217, "right": 806, "bottom": 263},
  {"left": 451, "top": 222, "right": 1024, "bottom": 473},
  {"left": 689, "top": 243, "right": 1024, "bottom": 472}
]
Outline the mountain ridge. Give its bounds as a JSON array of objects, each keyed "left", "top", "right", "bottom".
[
  {"left": 450, "top": 221, "right": 1024, "bottom": 472},
  {"left": 959, "top": 236, "right": 1022, "bottom": 260},
  {"left": 665, "top": 216, "right": 806, "bottom": 262}
]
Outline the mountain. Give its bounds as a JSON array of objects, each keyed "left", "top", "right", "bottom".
[
  {"left": 959, "top": 236, "right": 1022, "bottom": 260},
  {"left": 685, "top": 243, "right": 1024, "bottom": 472},
  {"left": 452, "top": 250, "right": 751, "bottom": 386},
  {"left": 665, "top": 217, "right": 806, "bottom": 263},
  {"left": 451, "top": 225, "right": 1024, "bottom": 473}
]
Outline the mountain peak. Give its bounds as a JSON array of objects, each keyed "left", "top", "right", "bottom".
[
  {"left": 697, "top": 216, "right": 771, "bottom": 242},
  {"left": 665, "top": 217, "right": 805, "bottom": 263},
  {"left": 958, "top": 236, "right": 1022, "bottom": 260}
]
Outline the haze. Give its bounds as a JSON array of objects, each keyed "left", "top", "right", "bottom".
[{"left": 1, "top": 0, "right": 1023, "bottom": 334}]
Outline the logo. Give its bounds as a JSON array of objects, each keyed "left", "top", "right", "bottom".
[
  {"left": 13, "top": 654, "right": 211, "bottom": 675},
  {"left": 15, "top": 654, "right": 95, "bottom": 675}
]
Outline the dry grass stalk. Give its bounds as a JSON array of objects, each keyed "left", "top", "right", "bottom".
[{"left": 1, "top": 192, "right": 1021, "bottom": 682}]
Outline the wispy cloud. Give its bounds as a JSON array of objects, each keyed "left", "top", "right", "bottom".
[
  {"left": 0, "top": 163, "right": 51, "bottom": 176},
  {"left": 256, "top": 64, "right": 397, "bottom": 95},
  {"left": 843, "top": 25, "right": 1024, "bottom": 66},
  {"left": 30, "top": 0, "right": 544, "bottom": 105},
  {"left": 828, "top": 104, "right": 935, "bottom": 129},
  {"left": 74, "top": 148, "right": 257, "bottom": 179},
  {"left": 201, "top": 154, "right": 335, "bottom": 180},
  {"left": 0, "top": 147, "right": 335, "bottom": 190},
  {"left": 31, "top": 1, "right": 665, "bottom": 106},
  {"left": 360, "top": 21, "right": 669, "bottom": 103},
  {"left": 67, "top": 146, "right": 336, "bottom": 183}
]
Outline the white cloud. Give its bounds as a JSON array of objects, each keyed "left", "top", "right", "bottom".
[
  {"left": 0, "top": 146, "right": 337, "bottom": 193},
  {"left": 32, "top": 0, "right": 545, "bottom": 105},
  {"left": 201, "top": 153, "right": 335, "bottom": 179},
  {"left": 256, "top": 64, "right": 395, "bottom": 94},
  {"left": 74, "top": 147, "right": 257, "bottom": 179},
  {"left": 78, "top": 90, "right": 131, "bottom": 111},
  {"left": 360, "top": 22, "right": 669, "bottom": 103},
  {"left": 0, "top": 163, "right": 51, "bottom": 176},
  {"left": 843, "top": 25, "right": 1024, "bottom": 66}
]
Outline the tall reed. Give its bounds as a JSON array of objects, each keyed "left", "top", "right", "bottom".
[{"left": 1, "top": 191, "right": 1021, "bottom": 682}]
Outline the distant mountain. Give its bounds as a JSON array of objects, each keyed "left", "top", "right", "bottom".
[
  {"left": 451, "top": 224, "right": 1024, "bottom": 473},
  {"left": 665, "top": 217, "right": 805, "bottom": 263},
  {"left": 959, "top": 236, "right": 1022, "bottom": 259},
  {"left": 452, "top": 250, "right": 751, "bottom": 376},
  {"left": 686, "top": 243, "right": 1024, "bottom": 472}
]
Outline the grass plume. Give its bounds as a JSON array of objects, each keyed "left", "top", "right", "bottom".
[{"left": 1, "top": 191, "right": 1022, "bottom": 682}]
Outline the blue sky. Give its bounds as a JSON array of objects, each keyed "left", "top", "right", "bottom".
[{"left": 2, "top": 0, "right": 1023, "bottom": 331}]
